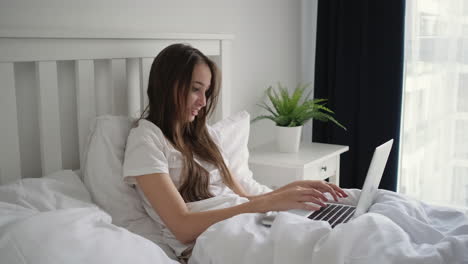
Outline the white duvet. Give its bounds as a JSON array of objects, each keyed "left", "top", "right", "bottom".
[
  {"left": 0, "top": 171, "right": 178, "bottom": 264},
  {"left": 2, "top": 172, "right": 467, "bottom": 264},
  {"left": 190, "top": 189, "right": 468, "bottom": 264}
]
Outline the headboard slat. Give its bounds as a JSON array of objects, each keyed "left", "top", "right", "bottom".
[
  {"left": 36, "top": 61, "right": 62, "bottom": 176},
  {"left": 126, "top": 58, "right": 141, "bottom": 118},
  {"left": 95, "top": 59, "right": 112, "bottom": 116},
  {"left": 75, "top": 60, "right": 96, "bottom": 168},
  {"left": 0, "top": 63, "right": 22, "bottom": 184},
  {"left": 140, "top": 58, "right": 153, "bottom": 113},
  {"left": 57, "top": 61, "right": 79, "bottom": 171},
  {"left": 111, "top": 59, "right": 127, "bottom": 115}
]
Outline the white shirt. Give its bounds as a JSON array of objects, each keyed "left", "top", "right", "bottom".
[{"left": 122, "top": 119, "right": 241, "bottom": 255}]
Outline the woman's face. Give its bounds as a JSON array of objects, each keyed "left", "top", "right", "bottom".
[{"left": 186, "top": 63, "right": 211, "bottom": 122}]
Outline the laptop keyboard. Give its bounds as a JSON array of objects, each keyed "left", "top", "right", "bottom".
[{"left": 307, "top": 203, "right": 356, "bottom": 228}]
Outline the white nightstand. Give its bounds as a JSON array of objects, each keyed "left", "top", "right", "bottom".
[{"left": 249, "top": 142, "right": 349, "bottom": 189}]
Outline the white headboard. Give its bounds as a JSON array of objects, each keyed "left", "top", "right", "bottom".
[{"left": 0, "top": 31, "right": 233, "bottom": 184}]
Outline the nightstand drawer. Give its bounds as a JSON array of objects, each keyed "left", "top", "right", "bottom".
[{"left": 304, "top": 156, "right": 337, "bottom": 181}]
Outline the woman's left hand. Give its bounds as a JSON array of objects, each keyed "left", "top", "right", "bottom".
[{"left": 277, "top": 180, "right": 348, "bottom": 202}]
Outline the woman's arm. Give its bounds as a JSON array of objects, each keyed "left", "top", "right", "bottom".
[
  {"left": 136, "top": 173, "right": 328, "bottom": 244},
  {"left": 230, "top": 174, "right": 348, "bottom": 203},
  {"left": 246, "top": 180, "right": 348, "bottom": 202}
]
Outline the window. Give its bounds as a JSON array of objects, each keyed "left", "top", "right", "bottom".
[{"left": 399, "top": 0, "right": 468, "bottom": 209}]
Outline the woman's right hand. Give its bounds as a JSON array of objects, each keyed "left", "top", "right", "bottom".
[{"left": 254, "top": 186, "right": 328, "bottom": 213}]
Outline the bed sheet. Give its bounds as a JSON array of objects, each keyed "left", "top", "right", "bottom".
[
  {"left": 0, "top": 170, "right": 178, "bottom": 264},
  {"left": 190, "top": 189, "right": 468, "bottom": 264}
]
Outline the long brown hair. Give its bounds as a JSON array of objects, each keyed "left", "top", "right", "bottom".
[{"left": 141, "top": 43, "right": 234, "bottom": 202}]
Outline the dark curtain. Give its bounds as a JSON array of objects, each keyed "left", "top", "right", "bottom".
[{"left": 313, "top": 0, "right": 405, "bottom": 191}]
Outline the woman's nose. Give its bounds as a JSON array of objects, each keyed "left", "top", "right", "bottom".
[{"left": 199, "top": 94, "right": 206, "bottom": 107}]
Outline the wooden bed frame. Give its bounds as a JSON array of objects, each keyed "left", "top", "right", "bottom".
[{"left": 0, "top": 31, "right": 233, "bottom": 184}]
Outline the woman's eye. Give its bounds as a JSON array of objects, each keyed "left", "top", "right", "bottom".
[{"left": 192, "top": 87, "right": 200, "bottom": 92}]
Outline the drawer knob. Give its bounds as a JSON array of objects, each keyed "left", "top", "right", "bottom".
[{"left": 321, "top": 166, "right": 327, "bottom": 172}]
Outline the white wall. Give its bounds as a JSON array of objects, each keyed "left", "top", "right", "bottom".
[{"left": 0, "top": 0, "right": 314, "bottom": 147}]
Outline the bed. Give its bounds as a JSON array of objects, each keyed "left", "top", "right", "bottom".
[{"left": 1, "top": 31, "right": 468, "bottom": 264}]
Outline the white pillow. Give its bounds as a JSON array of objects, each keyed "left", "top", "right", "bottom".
[
  {"left": 83, "top": 115, "right": 177, "bottom": 260},
  {"left": 210, "top": 111, "right": 272, "bottom": 195},
  {"left": 83, "top": 116, "right": 143, "bottom": 226}
]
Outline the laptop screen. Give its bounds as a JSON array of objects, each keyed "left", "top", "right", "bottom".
[{"left": 354, "top": 139, "right": 393, "bottom": 217}]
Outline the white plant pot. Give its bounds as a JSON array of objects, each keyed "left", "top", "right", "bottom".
[{"left": 276, "top": 125, "right": 303, "bottom": 153}]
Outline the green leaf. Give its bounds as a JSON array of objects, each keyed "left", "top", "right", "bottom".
[
  {"left": 251, "top": 115, "right": 277, "bottom": 123},
  {"left": 313, "top": 103, "right": 335, "bottom": 114},
  {"left": 289, "top": 84, "right": 306, "bottom": 113},
  {"left": 257, "top": 102, "right": 278, "bottom": 117},
  {"left": 266, "top": 86, "right": 281, "bottom": 114},
  {"left": 302, "top": 83, "right": 313, "bottom": 102}
]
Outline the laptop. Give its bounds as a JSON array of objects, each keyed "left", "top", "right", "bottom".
[{"left": 261, "top": 139, "right": 393, "bottom": 228}]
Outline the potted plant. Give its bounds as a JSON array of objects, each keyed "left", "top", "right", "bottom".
[{"left": 252, "top": 83, "right": 346, "bottom": 152}]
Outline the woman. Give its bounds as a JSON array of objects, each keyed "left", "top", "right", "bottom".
[{"left": 122, "top": 43, "right": 347, "bottom": 258}]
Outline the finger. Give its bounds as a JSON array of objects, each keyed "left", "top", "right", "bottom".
[
  {"left": 299, "top": 196, "right": 327, "bottom": 207},
  {"left": 328, "top": 183, "right": 348, "bottom": 198},
  {"left": 335, "top": 188, "right": 348, "bottom": 198},
  {"left": 299, "top": 188, "right": 328, "bottom": 202},
  {"left": 337, "top": 187, "right": 349, "bottom": 198},
  {"left": 342, "top": 190, "right": 349, "bottom": 197},
  {"left": 320, "top": 183, "right": 339, "bottom": 201},
  {"left": 310, "top": 188, "right": 329, "bottom": 202},
  {"left": 299, "top": 202, "right": 322, "bottom": 211}
]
